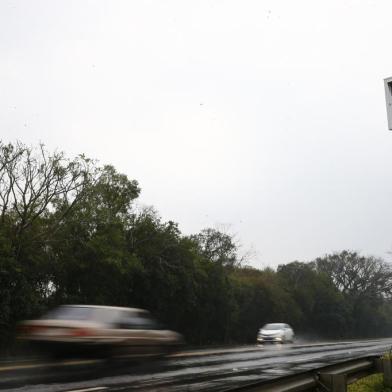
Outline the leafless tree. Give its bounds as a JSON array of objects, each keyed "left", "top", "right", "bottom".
[{"left": 0, "top": 141, "right": 95, "bottom": 258}]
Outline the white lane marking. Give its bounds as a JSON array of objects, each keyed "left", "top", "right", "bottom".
[{"left": 65, "top": 387, "right": 108, "bottom": 392}]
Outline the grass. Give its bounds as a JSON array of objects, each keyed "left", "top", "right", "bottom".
[{"left": 348, "top": 374, "right": 392, "bottom": 392}]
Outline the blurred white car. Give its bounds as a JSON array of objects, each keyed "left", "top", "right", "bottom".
[
  {"left": 257, "top": 323, "right": 294, "bottom": 343},
  {"left": 18, "top": 305, "right": 183, "bottom": 357}
]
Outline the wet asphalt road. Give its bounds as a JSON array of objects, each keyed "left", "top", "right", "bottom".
[{"left": 2, "top": 338, "right": 392, "bottom": 391}]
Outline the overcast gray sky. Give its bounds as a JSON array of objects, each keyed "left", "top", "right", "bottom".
[{"left": 1, "top": 0, "right": 392, "bottom": 267}]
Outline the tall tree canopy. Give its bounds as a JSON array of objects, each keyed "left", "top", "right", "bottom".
[
  {"left": 190, "top": 227, "right": 240, "bottom": 267},
  {"left": 313, "top": 251, "right": 392, "bottom": 298}
]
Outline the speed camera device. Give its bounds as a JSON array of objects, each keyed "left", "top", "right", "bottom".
[{"left": 385, "top": 76, "right": 392, "bottom": 130}]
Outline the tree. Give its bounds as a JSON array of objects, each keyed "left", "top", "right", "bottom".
[
  {"left": 277, "top": 261, "right": 349, "bottom": 338},
  {"left": 0, "top": 142, "right": 96, "bottom": 347},
  {"left": 48, "top": 165, "right": 140, "bottom": 305},
  {"left": 312, "top": 251, "right": 392, "bottom": 337},
  {"left": 190, "top": 228, "right": 240, "bottom": 268},
  {"left": 313, "top": 251, "right": 392, "bottom": 298},
  {"left": 0, "top": 142, "right": 94, "bottom": 260}
]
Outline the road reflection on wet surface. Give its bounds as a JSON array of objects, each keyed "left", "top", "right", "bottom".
[{"left": 2, "top": 339, "right": 392, "bottom": 391}]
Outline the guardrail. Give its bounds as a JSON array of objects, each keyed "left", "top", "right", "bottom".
[{"left": 225, "top": 355, "right": 388, "bottom": 392}]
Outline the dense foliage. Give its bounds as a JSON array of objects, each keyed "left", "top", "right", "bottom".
[{"left": 1, "top": 141, "right": 392, "bottom": 351}]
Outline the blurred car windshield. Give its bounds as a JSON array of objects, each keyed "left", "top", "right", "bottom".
[
  {"left": 42, "top": 306, "right": 118, "bottom": 323},
  {"left": 41, "top": 306, "right": 160, "bottom": 329},
  {"left": 263, "top": 323, "right": 285, "bottom": 330}
]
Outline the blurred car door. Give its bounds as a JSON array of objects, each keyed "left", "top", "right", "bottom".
[{"left": 109, "top": 310, "right": 174, "bottom": 356}]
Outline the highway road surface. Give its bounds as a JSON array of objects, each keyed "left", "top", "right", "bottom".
[{"left": 1, "top": 338, "right": 392, "bottom": 391}]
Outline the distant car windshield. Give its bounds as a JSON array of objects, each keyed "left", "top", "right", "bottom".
[{"left": 263, "top": 323, "right": 285, "bottom": 330}]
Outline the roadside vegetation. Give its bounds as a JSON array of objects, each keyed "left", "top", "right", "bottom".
[
  {"left": 1, "top": 141, "right": 392, "bottom": 351},
  {"left": 348, "top": 374, "right": 392, "bottom": 392}
]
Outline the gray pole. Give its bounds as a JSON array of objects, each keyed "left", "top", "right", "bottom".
[{"left": 384, "top": 77, "right": 392, "bottom": 130}]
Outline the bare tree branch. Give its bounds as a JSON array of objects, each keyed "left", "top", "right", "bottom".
[{"left": 0, "top": 142, "right": 96, "bottom": 260}]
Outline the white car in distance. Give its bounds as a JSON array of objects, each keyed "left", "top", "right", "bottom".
[{"left": 257, "top": 323, "right": 294, "bottom": 344}]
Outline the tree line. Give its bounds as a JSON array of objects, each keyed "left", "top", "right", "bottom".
[{"left": 1, "top": 141, "right": 392, "bottom": 352}]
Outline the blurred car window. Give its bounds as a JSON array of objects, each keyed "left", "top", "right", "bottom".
[
  {"left": 118, "top": 311, "right": 159, "bottom": 330},
  {"left": 43, "top": 306, "right": 94, "bottom": 321},
  {"left": 43, "top": 306, "right": 121, "bottom": 325},
  {"left": 93, "top": 307, "right": 121, "bottom": 325}
]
